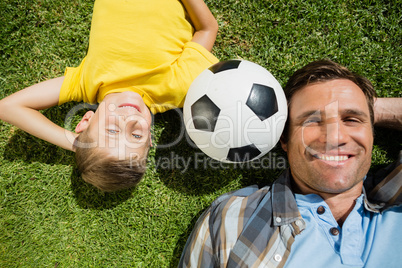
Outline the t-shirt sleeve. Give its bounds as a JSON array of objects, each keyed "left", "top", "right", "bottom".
[
  {"left": 180, "top": 41, "right": 219, "bottom": 67},
  {"left": 170, "top": 41, "right": 218, "bottom": 109},
  {"left": 58, "top": 57, "right": 88, "bottom": 105},
  {"left": 176, "top": 42, "right": 218, "bottom": 85}
]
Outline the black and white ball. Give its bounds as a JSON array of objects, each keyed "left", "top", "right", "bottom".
[{"left": 183, "top": 60, "right": 287, "bottom": 163}]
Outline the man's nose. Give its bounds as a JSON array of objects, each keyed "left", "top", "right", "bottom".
[
  {"left": 322, "top": 101, "right": 348, "bottom": 149},
  {"left": 323, "top": 118, "right": 348, "bottom": 150}
]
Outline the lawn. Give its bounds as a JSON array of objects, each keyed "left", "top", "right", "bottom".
[{"left": 0, "top": 0, "right": 401, "bottom": 267}]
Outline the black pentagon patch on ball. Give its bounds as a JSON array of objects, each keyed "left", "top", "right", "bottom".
[
  {"left": 227, "top": 144, "right": 262, "bottom": 162},
  {"left": 208, "top": 60, "right": 241, "bottom": 74},
  {"left": 246, "top": 83, "right": 278, "bottom": 121},
  {"left": 191, "top": 95, "right": 221, "bottom": 132}
]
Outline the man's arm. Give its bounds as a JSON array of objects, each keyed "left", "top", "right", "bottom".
[
  {"left": 178, "top": 208, "right": 216, "bottom": 267},
  {"left": 0, "top": 76, "right": 78, "bottom": 151},
  {"left": 374, "top": 98, "right": 402, "bottom": 131},
  {"left": 181, "top": 0, "right": 219, "bottom": 51}
]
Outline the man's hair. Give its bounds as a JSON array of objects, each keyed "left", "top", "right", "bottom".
[
  {"left": 74, "top": 130, "right": 148, "bottom": 192},
  {"left": 282, "top": 59, "right": 377, "bottom": 141}
]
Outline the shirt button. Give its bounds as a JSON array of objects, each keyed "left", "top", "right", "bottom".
[
  {"left": 317, "top": 206, "right": 325, "bottom": 215},
  {"left": 295, "top": 219, "right": 303, "bottom": 227},
  {"left": 330, "top": 227, "right": 340, "bottom": 236},
  {"left": 274, "top": 254, "right": 282, "bottom": 262},
  {"left": 275, "top": 217, "right": 282, "bottom": 223}
]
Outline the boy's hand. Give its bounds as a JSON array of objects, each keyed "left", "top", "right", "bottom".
[
  {"left": 181, "top": 0, "right": 218, "bottom": 51},
  {"left": 0, "top": 76, "right": 78, "bottom": 151}
]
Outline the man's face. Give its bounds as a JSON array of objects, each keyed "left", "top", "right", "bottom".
[
  {"left": 281, "top": 79, "right": 373, "bottom": 195},
  {"left": 81, "top": 91, "right": 153, "bottom": 161}
]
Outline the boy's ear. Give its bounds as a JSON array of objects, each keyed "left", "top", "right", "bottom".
[{"left": 75, "top": 111, "right": 95, "bottom": 133}]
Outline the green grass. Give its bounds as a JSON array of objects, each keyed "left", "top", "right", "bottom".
[{"left": 0, "top": 0, "right": 401, "bottom": 267}]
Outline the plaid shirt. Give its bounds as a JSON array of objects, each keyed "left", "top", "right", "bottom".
[{"left": 179, "top": 152, "right": 402, "bottom": 267}]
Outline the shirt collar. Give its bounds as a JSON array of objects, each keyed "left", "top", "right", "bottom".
[
  {"left": 270, "top": 168, "right": 385, "bottom": 217},
  {"left": 271, "top": 163, "right": 401, "bottom": 217},
  {"left": 363, "top": 157, "right": 402, "bottom": 212},
  {"left": 271, "top": 169, "right": 302, "bottom": 226},
  {"left": 269, "top": 154, "right": 401, "bottom": 223}
]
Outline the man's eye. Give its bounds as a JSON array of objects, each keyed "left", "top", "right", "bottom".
[
  {"left": 303, "top": 117, "right": 321, "bottom": 125},
  {"left": 344, "top": 117, "right": 362, "bottom": 125},
  {"left": 345, "top": 117, "right": 360, "bottom": 122}
]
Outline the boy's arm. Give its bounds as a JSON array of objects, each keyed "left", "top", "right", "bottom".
[
  {"left": 374, "top": 98, "right": 402, "bottom": 131},
  {"left": 181, "top": 0, "right": 218, "bottom": 51},
  {"left": 0, "top": 76, "right": 78, "bottom": 151}
]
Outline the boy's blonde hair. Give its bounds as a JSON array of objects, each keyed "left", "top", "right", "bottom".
[{"left": 74, "top": 130, "right": 148, "bottom": 192}]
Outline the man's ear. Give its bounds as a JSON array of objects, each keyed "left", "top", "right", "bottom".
[
  {"left": 75, "top": 111, "right": 95, "bottom": 133},
  {"left": 280, "top": 134, "right": 288, "bottom": 152}
]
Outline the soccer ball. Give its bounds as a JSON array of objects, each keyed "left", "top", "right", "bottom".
[{"left": 183, "top": 60, "right": 287, "bottom": 163}]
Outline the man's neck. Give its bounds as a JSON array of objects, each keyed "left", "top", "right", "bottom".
[
  {"left": 291, "top": 179, "right": 363, "bottom": 226},
  {"left": 319, "top": 189, "right": 362, "bottom": 226}
]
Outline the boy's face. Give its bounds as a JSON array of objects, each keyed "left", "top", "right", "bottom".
[{"left": 76, "top": 91, "right": 153, "bottom": 161}]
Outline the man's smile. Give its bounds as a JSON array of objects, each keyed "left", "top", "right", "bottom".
[{"left": 313, "top": 153, "right": 350, "bottom": 162}]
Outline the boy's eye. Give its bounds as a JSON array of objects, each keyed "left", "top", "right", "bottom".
[
  {"left": 107, "top": 129, "right": 119, "bottom": 134},
  {"left": 132, "top": 134, "right": 142, "bottom": 139}
]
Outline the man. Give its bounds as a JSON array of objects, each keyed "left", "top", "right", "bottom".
[{"left": 179, "top": 60, "right": 402, "bottom": 267}]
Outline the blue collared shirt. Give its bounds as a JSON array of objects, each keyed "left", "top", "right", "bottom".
[
  {"left": 179, "top": 151, "right": 402, "bottom": 267},
  {"left": 285, "top": 193, "right": 402, "bottom": 267}
]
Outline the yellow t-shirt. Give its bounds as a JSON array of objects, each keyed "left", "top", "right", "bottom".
[{"left": 59, "top": 0, "right": 218, "bottom": 114}]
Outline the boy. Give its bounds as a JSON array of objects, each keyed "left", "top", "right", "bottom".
[{"left": 0, "top": 0, "right": 219, "bottom": 192}]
